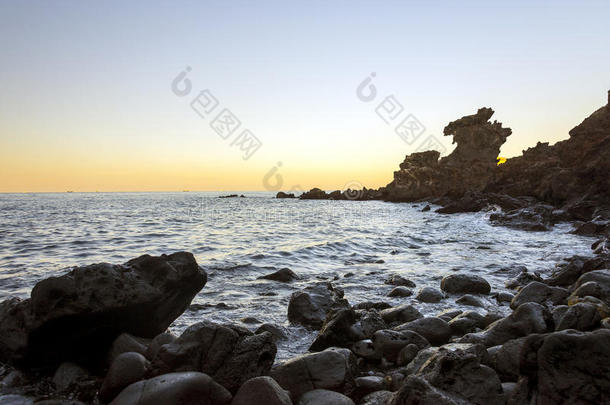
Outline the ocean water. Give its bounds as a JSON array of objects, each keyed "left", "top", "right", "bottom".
[{"left": 0, "top": 192, "right": 597, "bottom": 360}]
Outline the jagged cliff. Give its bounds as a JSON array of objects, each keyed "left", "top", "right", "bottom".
[{"left": 384, "top": 107, "right": 512, "bottom": 201}]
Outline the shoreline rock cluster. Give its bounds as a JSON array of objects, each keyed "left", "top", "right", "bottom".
[
  {"left": 1, "top": 238, "right": 609, "bottom": 404},
  {"left": 280, "top": 90, "right": 610, "bottom": 236}
]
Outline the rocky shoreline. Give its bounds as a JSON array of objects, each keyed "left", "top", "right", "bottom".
[{"left": 1, "top": 92, "right": 609, "bottom": 404}]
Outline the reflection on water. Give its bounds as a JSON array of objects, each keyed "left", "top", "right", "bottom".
[{"left": 0, "top": 192, "right": 596, "bottom": 360}]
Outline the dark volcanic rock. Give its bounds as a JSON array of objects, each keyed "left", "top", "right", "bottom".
[
  {"left": 440, "top": 274, "right": 491, "bottom": 295},
  {"left": 510, "top": 281, "right": 568, "bottom": 309},
  {"left": 394, "top": 317, "right": 452, "bottom": 346},
  {"left": 150, "top": 321, "right": 276, "bottom": 393},
  {"left": 258, "top": 268, "right": 299, "bottom": 282},
  {"left": 276, "top": 192, "right": 296, "bottom": 199},
  {"left": 384, "top": 107, "right": 511, "bottom": 202},
  {"left": 517, "top": 329, "right": 610, "bottom": 404},
  {"left": 489, "top": 204, "right": 554, "bottom": 231},
  {"left": 0, "top": 252, "right": 207, "bottom": 367},
  {"left": 109, "top": 372, "right": 231, "bottom": 405},
  {"left": 271, "top": 348, "right": 357, "bottom": 401},
  {"left": 299, "top": 188, "right": 329, "bottom": 200},
  {"left": 287, "top": 283, "right": 349, "bottom": 328},
  {"left": 486, "top": 92, "right": 610, "bottom": 208},
  {"left": 231, "top": 376, "right": 291, "bottom": 405}
]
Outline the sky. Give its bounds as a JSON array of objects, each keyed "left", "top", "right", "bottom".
[{"left": 0, "top": 0, "right": 608, "bottom": 192}]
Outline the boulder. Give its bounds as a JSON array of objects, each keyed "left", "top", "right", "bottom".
[
  {"left": 372, "top": 329, "right": 429, "bottom": 363},
  {"left": 569, "top": 269, "right": 610, "bottom": 304},
  {"left": 510, "top": 281, "right": 568, "bottom": 309},
  {"left": 394, "top": 317, "right": 452, "bottom": 346},
  {"left": 231, "top": 376, "right": 292, "bottom": 405},
  {"left": 486, "top": 336, "right": 530, "bottom": 382},
  {"left": 459, "top": 302, "right": 551, "bottom": 347},
  {"left": 0, "top": 252, "right": 206, "bottom": 366},
  {"left": 447, "top": 311, "right": 486, "bottom": 336},
  {"left": 415, "top": 287, "right": 444, "bottom": 303},
  {"left": 387, "top": 287, "right": 412, "bottom": 297},
  {"left": 440, "top": 274, "right": 491, "bottom": 295},
  {"left": 258, "top": 268, "right": 299, "bottom": 282},
  {"left": 384, "top": 275, "right": 416, "bottom": 288},
  {"left": 100, "top": 352, "right": 150, "bottom": 402},
  {"left": 109, "top": 372, "right": 231, "bottom": 405},
  {"left": 52, "top": 362, "right": 88, "bottom": 392},
  {"left": 271, "top": 348, "right": 357, "bottom": 400},
  {"left": 146, "top": 332, "right": 177, "bottom": 360},
  {"left": 489, "top": 204, "right": 553, "bottom": 231},
  {"left": 555, "top": 302, "right": 601, "bottom": 331},
  {"left": 309, "top": 309, "right": 362, "bottom": 352},
  {"left": 300, "top": 188, "right": 329, "bottom": 200},
  {"left": 360, "top": 390, "right": 393, "bottom": 405},
  {"left": 456, "top": 294, "right": 485, "bottom": 308},
  {"left": 517, "top": 329, "right": 610, "bottom": 404},
  {"left": 107, "top": 333, "right": 150, "bottom": 364},
  {"left": 379, "top": 304, "right": 422, "bottom": 325},
  {"left": 504, "top": 269, "right": 543, "bottom": 290},
  {"left": 276, "top": 192, "right": 296, "bottom": 199},
  {"left": 395, "top": 343, "right": 502, "bottom": 405},
  {"left": 150, "top": 321, "right": 276, "bottom": 393},
  {"left": 288, "top": 283, "right": 349, "bottom": 328},
  {"left": 297, "top": 389, "right": 355, "bottom": 405}
]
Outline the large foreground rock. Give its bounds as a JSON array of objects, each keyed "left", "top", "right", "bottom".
[
  {"left": 459, "top": 302, "right": 551, "bottom": 347},
  {"left": 440, "top": 274, "right": 491, "bottom": 295},
  {"left": 517, "top": 329, "right": 610, "bottom": 404},
  {"left": 150, "top": 321, "right": 276, "bottom": 393},
  {"left": 231, "top": 376, "right": 292, "bottom": 405},
  {"left": 271, "top": 348, "right": 357, "bottom": 400},
  {"left": 0, "top": 252, "right": 207, "bottom": 366},
  {"left": 109, "top": 372, "right": 231, "bottom": 405}
]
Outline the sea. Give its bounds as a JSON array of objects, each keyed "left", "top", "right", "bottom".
[{"left": 0, "top": 192, "right": 597, "bottom": 360}]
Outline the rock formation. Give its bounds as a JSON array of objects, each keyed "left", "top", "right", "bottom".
[{"left": 0, "top": 252, "right": 207, "bottom": 367}]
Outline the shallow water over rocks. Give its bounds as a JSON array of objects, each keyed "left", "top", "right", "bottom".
[{"left": 0, "top": 192, "right": 596, "bottom": 360}]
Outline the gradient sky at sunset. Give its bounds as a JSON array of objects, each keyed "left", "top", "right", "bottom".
[{"left": 1, "top": 0, "right": 609, "bottom": 192}]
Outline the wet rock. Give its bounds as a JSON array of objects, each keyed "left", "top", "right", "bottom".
[
  {"left": 276, "top": 192, "right": 296, "bottom": 199},
  {"left": 456, "top": 294, "right": 485, "bottom": 307},
  {"left": 384, "top": 275, "right": 416, "bottom": 288},
  {"left": 551, "top": 305, "right": 569, "bottom": 326},
  {"left": 387, "top": 287, "right": 412, "bottom": 297},
  {"left": 486, "top": 336, "right": 530, "bottom": 382},
  {"left": 394, "top": 317, "right": 452, "bottom": 346},
  {"left": 271, "top": 348, "right": 357, "bottom": 400},
  {"left": 447, "top": 311, "right": 486, "bottom": 336},
  {"left": 459, "top": 302, "right": 551, "bottom": 347},
  {"left": 297, "top": 389, "right": 355, "bottom": 405},
  {"left": 353, "top": 302, "right": 391, "bottom": 311},
  {"left": 353, "top": 310, "right": 387, "bottom": 339},
  {"left": 52, "top": 362, "right": 88, "bottom": 392},
  {"left": 546, "top": 254, "right": 610, "bottom": 287},
  {"left": 107, "top": 333, "right": 149, "bottom": 364},
  {"left": 258, "top": 268, "right": 299, "bottom": 282},
  {"left": 310, "top": 309, "right": 361, "bottom": 352},
  {"left": 518, "top": 329, "right": 610, "bottom": 404},
  {"left": 360, "top": 390, "right": 393, "bottom": 405},
  {"left": 555, "top": 302, "right": 601, "bottom": 331},
  {"left": 100, "top": 352, "right": 150, "bottom": 402},
  {"left": 395, "top": 343, "right": 502, "bottom": 405},
  {"left": 379, "top": 304, "right": 422, "bottom": 325},
  {"left": 489, "top": 204, "right": 553, "bottom": 231},
  {"left": 0, "top": 252, "right": 206, "bottom": 367},
  {"left": 150, "top": 321, "right": 276, "bottom": 393},
  {"left": 421, "top": 205, "right": 431, "bottom": 212},
  {"left": 495, "top": 292, "right": 514, "bottom": 304},
  {"left": 504, "top": 268, "right": 543, "bottom": 290},
  {"left": 146, "top": 332, "right": 177, "bottom": 360},
  {"left": 288, "top": 283, "right": 349, "bottom": 328},
  {"left": 372, "top": 329, "right": 429, "bottom": 363},
  {"left": 353, "top": 376, "right": 386, "bottom": 399},
  {"left": 415, "top": 287, "right": 444, "bottom": 303},
  {"left": 510, "top": 281, "right": 568, "bottom": 309},
  {"left": 255, "top": 323, "right": 287, "bottom": 342},
  {"left": 440, "top": 274, "right": 491, "bottom": 295},
  {"left": 231, "top": 376, "right": 292, "bottom": 405},
  {"left": 351, "top": 339, "right": 376, "bottom": 360},
  {"left": 109, "top": 372, "right": 231, "bottom": 405},
  {"left": 436, "top": 309, "right": 463, "bottom": 322},
  {"left": 569, "top": 269, "right": 610, "bottom": 304}
]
